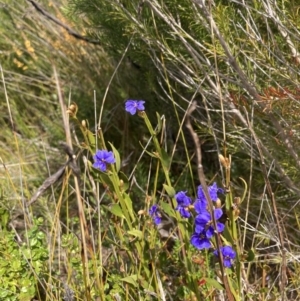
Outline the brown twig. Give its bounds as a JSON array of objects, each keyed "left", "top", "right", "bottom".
[
  {"left": 26, "top": 140, "right": 83, "bottom": 207},
  {"left": 26, "top": 0, "right": 100, "bottom": 45},
  {"left": 26, "top": 162, "right": 67, "bottom": 207},
  {"left": 54, "top": 66, "right": 92, "bottom": 300},
  {"left": 186, "top": 101, "right": 235, "bottom": 301}
]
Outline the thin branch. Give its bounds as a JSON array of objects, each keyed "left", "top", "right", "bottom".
[
  {"left": 186, "top": 101, "right": 235, "bottom": 301},
  {"left": 26, "top": 0, "right": 100, "bottom": 45},
  {"left": 54, "top": 66, "right": 93, "bottom": 300}
]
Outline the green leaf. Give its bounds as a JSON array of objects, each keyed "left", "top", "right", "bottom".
[
  {"left": 239, "top": 177, "right": 248, "bottom": 204},
  {"left": 127, "top": 229, "right": 143, "bottom": 239},
  {"left": 123, "top": 193, "right": 135, "bottom": 223},
  {"left": 119, "top": 171, "right": 129, "bottom": 191},
  {"left": 245, "top": 248, "right": 255, "bottom": 262},
  {"left": 160, "top": 147, "right": 170, "bottom": 169},
  {"left": 160, "top": 201, "right": 176, "bottom": 218},
  {"left": 98, "top": 171, "right": 114, "bottom": 191},
  {"left": 11, "top": 260, "right": 21, "bottom": 271},
  {"left": 0, "top": 290, "right": 8, "bottom": 298},
  {"left": 138, "top": 276, "right": 155, "bottom": 291},
  {"left": 0, "top": 208, "right": 9, "bottom": 229},
  {"left": 30, "top": 238, "right": 38, "bottom": 247},
  {"left": 204, "top": 277, "right": 224, "bottom": 290},
  {"left": 121, "top": 275, "right": 138, "bottom": 287},
  {"left": 110, "top": 204, "right": 125, "bottom": 219},
  {"left": 83, "top": 127, "right": 96, "bottom": 151},
  {"left": 155, "top": 112, "right": 163, "bottom": 134},
  {"left": 163, "top": 184, "right": 176, "bottom": 197},
  {"left": 222, "top": 223, "right": 234, "bottom": 246},
  {"left": 109, "top": 142, "right": 121, "bottom": 172}
]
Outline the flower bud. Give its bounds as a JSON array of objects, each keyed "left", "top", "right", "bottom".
[
  {"left": 81, "top": 119, "right": 87, "bottom": 129},
  {"left": 67, "top": 103, "right": 78, "bottom": 117},
  {"left": 215, "top": 198, "right": 222, "bottom": 208},
  {"left": 138, "top": 209, "right": 145, "bottom": 216},
  {"left": 219, "top": 154, "right": 230, "bottom": 168}
]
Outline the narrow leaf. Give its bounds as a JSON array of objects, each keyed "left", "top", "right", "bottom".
[
  {"left": 123, "top": 193, "right": 135, "bottom": 223},
  {"left": 160, "top": 147, "right": 170, "bottom": 169},
  {"left": 98, "top": 172, "right": 114, "bottom": 191},
  {"left": 204, "top": 278, "right": 224, "bottom": 290},
  {"left": 160, "top": 201, "right": 176, "bottom": 218},
  {"left": 127, "top": 229, "right": 143, "bottom": 239},
  {"left": 155, "top": 112, "right": 162, "bottom": 134},
  {"left": 246, "top": 248, "right": 255, "bottom": 262},
  {"left": 163, "top": 184, "right": 176, "bottom": 197},
  {"left": 109, "top": 142, "right": 121, "bottom": 172},
  {"left": 119, "top": 171, "right": 129, "bottom": 191},
  {"left": 121, "top": 275, "right": 138, "bottom": 287},
  {"left": 110, "top": 204, "right": 125, "bottom": 219}
]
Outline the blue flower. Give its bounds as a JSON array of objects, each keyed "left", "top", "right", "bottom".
[
  {"left": 93, "top": 150, "right": 116, "bottom": 172},
  {"left": 149, "top": 205, "right": 161, "bottom": 225},
  {"left": 190, "top": 229, "right": 212, "bottom": 250},
  {"left": 194, "top": 208, "right": 225, "bottom": 234},
  {"left": 197, "top": 182, "right": 221, "bottom": 202},
  {"left": 125, "top": 100, "right": 145, "bottom": 115},
  {"left": 175, "top": 191, "right": 192, "bottom": 218},
  {"left": 195, "top": 182, "right": 223, "bottom": 214},
  {"left": 194, "top": 198, "right": 207, "bottom": 215},
  {"left": 213, "top": 246, "right": 236, "bottom": 268}
]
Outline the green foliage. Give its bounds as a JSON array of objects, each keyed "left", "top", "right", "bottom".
[
  {"left": 0, "top": 210, "right": 48, "bottom": 301},
  {"left": 1, "top": 0, "right": 300, "bottom": 300}
]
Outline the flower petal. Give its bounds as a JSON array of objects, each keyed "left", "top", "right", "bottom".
[
  {"left": 209, "top": 182, "right": 218, "bottom": 201},
  {"left": 136, "top": 100, "right": 145, "bottom": 111},
  {"left": 194, "top": 199, "right": 207, "bottom": 214},
  {"left": 103, "top": 151, "right": 116, "bottom": 164},
  {"left": 216, "top": 222, "right": 225, "bottom": 233},
  {"left": 175, "top": 191, "right": 192, "bottom": 207},
  {"left": 214, "top": 208, "right": 223, "bottom": 220},
  {"left": 125, "top": 100, "right": 145, "bottom": 115},
  {"left": 195, "top": 211, "right": 211, "bottom": 225},
  {"left": 177, "top": 206, "right": 191, "bottom": 218},
  {"left": 191, "top": 233, "right": 211, "bottom": 250}
]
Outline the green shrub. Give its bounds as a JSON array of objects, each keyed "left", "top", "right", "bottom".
[{"left": 0, "top": 210, "right": 48, "bottom": 301}]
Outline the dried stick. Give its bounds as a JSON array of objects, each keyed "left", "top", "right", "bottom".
[
  {"left": 186, "top": 101, "right": 235, "bottom": 301},
  {"left": 26, "top": 0, "right": 100, "bottom": 45},
  {"left": 54, "top": 67, "right": 93, "bottom": 300}
]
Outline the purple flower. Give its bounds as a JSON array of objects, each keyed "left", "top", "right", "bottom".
[
  {"left": 175, "top": 191, "right": 192, "bottom": 218},
  {"left": 213, "top": 246, "right": 236, "bottom": 268},
  {"left": 194, "top": 198, "right": 207, "bottom": 215},
  {"left": 125, "top": 100, "right": 145, "bottom": 115},
  {"left": 197, "top": 182, "right": 221, "bottom": 202},
  {"left": 194, "top": 209, "right": 225, "bottom": 234},
  {"left": 190, "top": 229, "right": 212, "bottom": 250},
  {"left": 195, "top": 182, "right": 223, "bottom": 214},
  {"left": 149, "top": 205, "right": 161, "bottom": 225},
  {"left": 93, "top": 150, "right": 116, "bottom": 172}
]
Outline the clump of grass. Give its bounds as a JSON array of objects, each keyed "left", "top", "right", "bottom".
[
  {"left": 2, "top": 0, "right": 300, "bottom": 300},
  {"left": 0, "top": 0, "right": 149, "bottom": 205},
  {"left": 2, "top": 69, "right": 300, "bottom": 300}
]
